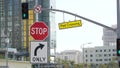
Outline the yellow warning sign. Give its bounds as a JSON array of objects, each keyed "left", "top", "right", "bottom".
[{"left": 58, "top": 20, "right": 82, "bottom": 29}]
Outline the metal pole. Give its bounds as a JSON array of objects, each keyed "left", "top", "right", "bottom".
[
  {"left": 5, "top": 37, "right": 9, "bottom": 68},
  {"left": 117, "top": 0, "right": 120, "bottom": 67},
  {"left": 41, "top": 8, "right": 116, "bottom": 32},
  {"left": 6, "top": 42, "right": 8, "bottom": 68},
  {"left": 81, "top": 42, "right": 91, "bottom": 68},
  {"left": 83, "top": 44, "right": 84, "bottom": 68},
  {"left": 35, "top": 0, "right": 38, "bottom": 22}
]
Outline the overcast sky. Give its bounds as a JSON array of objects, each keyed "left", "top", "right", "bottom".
[{"left": 55, "top": 0, "right": 117, "bottom": 52}]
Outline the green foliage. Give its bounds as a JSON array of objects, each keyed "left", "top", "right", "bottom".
[{"left": 56, "top": 58, "right": 119, "bottom": 68}]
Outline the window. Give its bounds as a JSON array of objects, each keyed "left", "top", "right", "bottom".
[
  {"left": 104, "top": 59, "right": 108, "bottom": 61},
  {"left": 99, "top": 59, "right": 102, "bottom": 61},
  {"left": 90, "top": 54, "right": 93, "bottom": 57},
  {"left": 104, "top": 54, "right": 106, "bottom": 57},
  {"left": 8, "top": 11, "right": 12, "bottom": 16},
  {"left": 96, "top": 50, "right": 98, "bottom": 52},
  {"left": 100, "top": 50, "right": 102, "bottom": 52},
  {"left": 8, "top": 22, "right": 12, "bottom": 26},
  {"left": 113, "top": 49, "right": 116, "bottom": 51},
  {"left": 90, "top": 59, "right": 92, "bottom": 62},
  {"left": 86, "top": 59, "right": 88, "bottom": 62},
  {"left": 86, "top": 55, "right": 87, "bottom": 57},
  {"left": 109, "top": 59, "right": 111, "bottom": 61},
  {"left": 113, "top": 53, "right": 116, "bottom": 56},
  {"left": 104, "top": 50, "right": 106, "bottom": 52}
]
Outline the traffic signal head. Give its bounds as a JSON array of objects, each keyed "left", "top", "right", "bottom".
[
  {"left": 117, "top": 39, "right": 120, "bottom": 56},
  {"left": 22, "top": 3, "right": 28, "bottom": 19}
]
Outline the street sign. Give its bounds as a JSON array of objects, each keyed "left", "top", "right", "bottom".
[
  {"left": 30, "top": 21, "right": 48, "bottom": 40},
  {"left": 58, "top": 20, "right": 82, "bottom": 29},
  {"left": 30, "top": 41, "right": 47, "bottom": 63},
  {"left": 34, "top": 5, "right": 41, "bottom": 13}
]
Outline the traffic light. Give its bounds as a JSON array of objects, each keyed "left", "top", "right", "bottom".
[
  {"left": 22, "top": 3, "right": 28, "bottom": 19},
  {"left": 117, "top": 39, "right": 120, "bottom": 56}
]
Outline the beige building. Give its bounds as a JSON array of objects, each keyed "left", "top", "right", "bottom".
[{"left": 55, "top": 50, "right": 82, "bottom": 64}]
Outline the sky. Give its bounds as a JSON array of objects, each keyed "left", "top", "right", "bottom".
[{"left": 55, "top": 0, "right": 117, "bottom": 52}]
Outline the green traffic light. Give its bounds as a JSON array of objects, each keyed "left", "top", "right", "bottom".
[
  {"left": 23, "top": 14, "right": 26, "bottom": 18},
  {"left": 118, "top": 50, "right": 120, "bottom": 54}
]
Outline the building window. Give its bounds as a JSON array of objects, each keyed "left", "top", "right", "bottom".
[
  {"left": 64, "top": 56, "right": 68, "bottom": 60},
  {"left": 104, "top": 54, "right": 106, "bottom": 57},
  {"left": 86, "top": 59, "right": 88, "bottom": 62},
  {"left": 109, "top": 59, "right": 111, "bottom": 61},
  {"left": 113, "top": 49, "right": 116, "bottom": 52},
  {"left": 86, "top": 55, "right": 87, "bottom": 57},
  {"left": 90, "top": 54, "right": 93, "bottom": 57},
  {"left": 99, "top": 59, "right": 102, "bottom": 61},
  {"left": 8, "top": 11, "right": 12, "bottom": 16},
  {"left": 109, "top": 54, "right": 111, "bottom": 56},
  {"left": 104, "top": 49, "right": 106, "bottom": 52},
  {"left": 96, "top": 59, "right": 98, "bottom": 61},
  {"left": 96, "top": 50, "right": 98, "bottom": 52},
  {"left": 113, "top": 53, "right": 116, "bottom": 56},
  {"left": 100, "top": 50, "right": 102, "bottom": 52},
  {"left": 104, "top": 59, "right": 108, "bottom": 61},
  {"left": 90, "top": 59, "right": 92, "bottom": 62}
]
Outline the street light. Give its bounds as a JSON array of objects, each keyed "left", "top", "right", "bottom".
[
  {"left": 81, "top": 42, "right": 91, "bottom": 68},
  {"left": 4, "top": 29, "right": 11, "bottom": 68},
  {"left": 5, "top": 37, "right": 9, "bottom": 68}
]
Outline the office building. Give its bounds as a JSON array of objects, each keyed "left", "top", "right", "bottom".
[
  {"left": 0, "top": 0, "right": 56, "bottom": 59},
  {"left": 83, "top": 45, "right": 117, "bottom": 65},
  {"left": 102, "top": 25, "right": 117, "bottom": 46},
  {"left": 55, "top": 50, "right": 82, "bottom": 64},
  {"left": 0, "top": 0, "right": 22, "bottom": 50}
]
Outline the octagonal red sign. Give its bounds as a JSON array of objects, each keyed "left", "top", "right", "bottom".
[{"left": 30, "top": 21, "right": 48, "bottom": 40}]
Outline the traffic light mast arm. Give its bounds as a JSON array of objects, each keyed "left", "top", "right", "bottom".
[{"left": 41, "top": 8, "right": 116, "bottom": 32}]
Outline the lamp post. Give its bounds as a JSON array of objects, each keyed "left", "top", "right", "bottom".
[
  {"left": 5, "top": 37, "right": 9, "bottom": 68},
  {"left": 4, "top": 29, "right": 11, "bottom": 68},
  {"left": 81, "top": 42, "right": 91, "bottom": 68}
]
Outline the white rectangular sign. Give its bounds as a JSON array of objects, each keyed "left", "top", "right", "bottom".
[{"left": 30, "top": 41, "right": 47, "bottom": 63}]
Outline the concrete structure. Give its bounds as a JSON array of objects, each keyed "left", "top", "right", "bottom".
[
  {"left": 83, "top": 45, "right": 117, "bottom": 65},
  {"left": 55, "top": 50, "right": 82, "bottom": 64},
  {"left": 0, "top": 59, "right": 31, "bottom": 68},
  {"left": 102, "top": 25, "right": 117, "bottom": 46}
]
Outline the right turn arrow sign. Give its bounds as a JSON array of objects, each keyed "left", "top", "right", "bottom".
[{"left": 30, "top": 41, "right": 48, "bottom": 63}]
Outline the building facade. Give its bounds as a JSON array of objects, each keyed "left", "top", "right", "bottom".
[
  {"left": 0, "top": 0, "right": 56, "bottom": 60},
  {"left": 102, "top": 25, "right": 117, "bottom": 46},
  {"left": 55, "top": 50, "right": 82, "bottom": 64},
  {"left": 0, "top": 0, "right": 23, "bottom": 51},
  {"left": 83, "top": 45, "right": 117, "bottom": 65}
]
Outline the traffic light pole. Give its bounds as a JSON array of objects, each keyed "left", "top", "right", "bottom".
[
  {"left": 41, "top": 5, "right": 118, "bottom": 67},
  {"left": 117, "top": 0, "right": 120, "bottom": 67},
  {"left": 41, "top": 8, "right": 116, "bottom": 32}
]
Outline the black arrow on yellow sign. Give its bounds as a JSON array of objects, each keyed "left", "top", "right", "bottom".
[{"left": 34, "top": 43, "right": 44, "bottom": 56}]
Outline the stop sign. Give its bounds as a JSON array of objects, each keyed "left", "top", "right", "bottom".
[{"left": 30, "top": 21, "right": 48, "bottom": 40}]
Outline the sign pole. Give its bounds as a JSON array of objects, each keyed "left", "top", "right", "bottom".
[{"left": 35, "top": 0, "right": 38, "bottom": 22}]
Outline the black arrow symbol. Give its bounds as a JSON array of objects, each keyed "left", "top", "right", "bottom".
[{"left": 34, "top": 43, "right": 44, "bottom": 56}]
